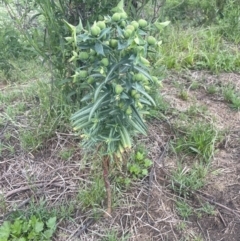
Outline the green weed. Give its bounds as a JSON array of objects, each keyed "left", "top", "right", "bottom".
[
  {"left": 59, "top": 148, "right": 75, "bottom": 161},
  {"left": 102, "top": 230, "right": 130, "bottom": 241},
  {"left": 176, "top": 200, "right": 192, "bottom": 219},
  {"left": 198, "top": 203, "right": 216, "bottom": 215},
  {"left": 0, "top": 215, "right": 56, "bottom": 241},
  {"left": 159, "top": 26, "right": 240, "bottom": 73},
  {"left": 222, "top": 85, "right": 240, "bottom": 110},
  {"left": 206, "top": 84, "right": 219, "bottom": 94},
  {"left": 186, "top": 104, "right": 208, "bottom": 117},
  {"left": 189, "top": 81, "right": 201, "bottom": 90},
  {"left": 171, "top": 163, "right": 208, "bottom": 197},
  {"left": 128, "top": 150, "right": 153, "bottom": 179},
  {"left": 173, "top": 122, "right": 218, "bottom": 162},
  {"left": 77, "top": 176, "right": 106, "bottom": 209},
  {"left": 179, "top": 89, "right": 189, "bottom": 101}
]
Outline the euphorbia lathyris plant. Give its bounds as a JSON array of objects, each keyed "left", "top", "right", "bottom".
[{"left": 65, "top": 0, "right": 162, "bottom": 215}]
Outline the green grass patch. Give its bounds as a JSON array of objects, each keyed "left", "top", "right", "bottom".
[
  {"left": 173, "top": 122, "right": 218, "bottom": 162},
  {"left": 158, "top": 26, "right": 240, "bottom": 73}
]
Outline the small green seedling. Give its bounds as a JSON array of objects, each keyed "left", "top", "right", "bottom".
[
  {"left": 0, "top": 215, "right": 56, "bottom": 241},
  {"left": 128, "top": 150, "right": 153, "bottom": 178}
]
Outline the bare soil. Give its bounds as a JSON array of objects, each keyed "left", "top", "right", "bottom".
[{"left": 0, "top": 71, "right": 239, "bottom": 241}]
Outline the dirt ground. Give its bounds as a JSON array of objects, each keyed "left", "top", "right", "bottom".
[{"left": 0, "top": 71, "right": 239, "bottom": 241}]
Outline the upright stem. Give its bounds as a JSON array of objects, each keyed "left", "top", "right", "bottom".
[{"left": 102, "top": 155, "right": 111, "bottom": 217}]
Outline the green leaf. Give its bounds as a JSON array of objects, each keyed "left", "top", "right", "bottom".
[
  {"left": 154, "top": 21, "right": 171, "bottom": 31},
  {"left": 135, "top": 151, "right": 144, "bottom": 161},
  {"left": 144, "top": 159, "right": 153, "bottom": 167},
  {"left": 0, "top": 221, "right": 11, "bottom": 240},
  {"left": 133, "top": 65, "right": 153, "bottom": 83},
  {"left": 94, "top": 58, "right": 131, "bottom": 101},
  {"left": 131, "top": 106, "right": 147, "bottom": 134},
  {"left": 89, "top": 93, "right": 109, "bottom": 121},
  {"left": 189, "top": 146, "right": 200, "bottom": 154},
  {"left": 132, "top": 83, "right": 156, "bottom": 106},
  {"left": 11, "top": 219, "right": 22, "bottom": 235},
  {"left": 94, "top": 42, "right": 105, "bottom": 56},
  {"left": 43, "top": 229, "right": 54, "bottom": 239},
  {"left": 111, "top": 0, "right": 125, "bottom": 12},
  {"left": 72, "top": 115, "right": 89, "bottom": 127},
  {"left": 34, "top": 221, "right": 44, "bottom": 233},
  {"left": 46, "top": 217, "right": 56, "bottom": 230},
  {"left": 70, "top": 104, "right": 94, "bottom": 121},
  {"left": 98, "top": 27, "right": 111, "bottom": 39},
  {"left": 76, "top": 18, "right": 84, "bottom": 33},
  {"left": 118, "top": 40, "right": 129, "bottom": 50},
  {"left": 142, "top": 169, "right": 148, "bottom": 176},
  {"left": 18, "top": 238, "right": 26, "bottom": 241},
  {"left": 129, "top": 164, "right": 141, "bottom": 175},
  {"left": 73, "top": 121, "right": 91, "bottom": 131},
  {"left": 129, "top": 118, "right": 147, "bottom": 135}
]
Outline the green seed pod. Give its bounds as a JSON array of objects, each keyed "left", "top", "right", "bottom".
[
  {"left": 79, "top": 70, "right": 88, "bottom": 78},
  {"left": 133, "top": 73, "right": 144, "bottom": 81},
  {"left": 137, "top": 101, "right": 143, "bottom": 109},
  {"left": 109, "top": 39, "right": 118, "bottom": 48},
  {"left": 140, "top": 56, "right": 150, "bottom": 66},
  {"left": 98, "top": 15, "right": 104, "bottom": 21},
  {"left": 79, "top": 52, "right": 89, "bottom": 60},
  {"left": 120, "top": 20, "right": 127, "bottom": 27},
  {"left": 96, "top": 21, "right": 106, "bottom": 30},
  {"left": 134, "top": 93, "right": 141, "bottom": 99},
  {"left": 115, "top": 84, "right": 124, "bottom": 94},
  {"left": 87, "top": 76, "right": 94, "bottom": 84},
  {"left": 138, "top": 19, "right": 148, "bottom": 28},
  {"left": 124, "top": 29, "right": 132, "bottom": 38},
  {"left": 152, "top": 76, "right": 158, "bottom": 83},
  {"left": 144, "top": 85, "right": 151, "bottom": 91},
  {"left": 91, "top": 25, "right": 101, "bottom": 36},
  {"left": 126, "top": 107, "right": 132, "bottom": 115},
  {"left": 101, "top": 58, "right": 109, "bottom": 67},
  {"left": 112, "top": 13, "right": 121, "bottom": 22},
  {"left": 147, "top": 36, "right": 157, "bottom": 45},
  {"left": 131, "top": 21, "right": 139, "bottom": 30},
  {"left": 89, "top": 55, "right": 95, "bottom": 62},
  {"left": 126, "top": 25, "right": 135, "bottom": 31},
  {"left": 120, "top": 12, "right": 128, "bottom": 20},
  {"left": 131, "top": 89, "right": 137, "bottom": 97}
]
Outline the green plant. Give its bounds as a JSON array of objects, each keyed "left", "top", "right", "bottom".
[
  {"left": 198, "top": 203, "right": 216, "bottom": 215},
  {"left": 176, "top": 221, "right": 187, "bottom": 231},
  {"left": 0, "top": 10, "right": 36, "bottom": 80},
  {"left": 159, "top": 25, "right": 240, "bottom": 73},
  {"left": 189, "top": 81, "right": 201, "bottom": 90},
  {"left": 207, "top": 84, "right": 219, "bottom": 94},
  {"left": 176, "top": 199, "right": 192, "bottom": 219},
  {"left": 59, "top": 148, "right": 75, "bottom": 160},
  {"left": 0, "top": 215, "right": 56, "bottom": 241},
  {"left": 217, "top": 0, "right": 240, "bottom": 43},
  {"left": 68, "top": 0, "right": 164, "bottom": 214},
  {"left": 179, "top": 89, "right": 189, "bottom": 101},
  {"left": 128, "top": 150, "right": 153, "bottom": 178},
  {"left": 171, "top": 163, "right": 208, "bottom": 197},
  {"left": 102, "top": 230, "right": 130, "bottom": 241},
  {"left": 174, "top": 122, "right": 218, "bottom": 162},
  {"left": 222, "top": 85, "right": 240, "bottom": 110},
  {"left": 77, "top": 176, "right": 106, "bottom": 209}
]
